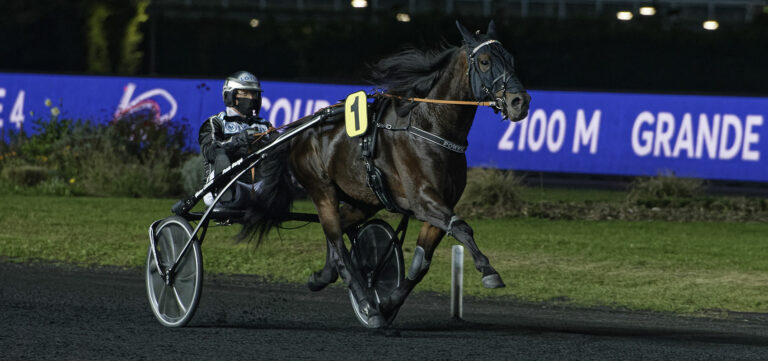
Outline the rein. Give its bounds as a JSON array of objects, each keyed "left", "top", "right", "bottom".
[
  {"left": 377, "top": 92, "right": 495, "bottom": 107},
  {"left": 249, "top": 103, "right": 344, "bottom": 143}
]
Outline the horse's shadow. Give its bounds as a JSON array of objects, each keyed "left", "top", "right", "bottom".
[{"left": 189, "top": 315, "right": 768, "bottom": 347}]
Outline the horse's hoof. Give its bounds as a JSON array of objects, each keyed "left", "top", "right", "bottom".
[
  {"left": 358, "top": 300, "right": 387, "bottom": 328},
  {"left": 379, "top": 303, "right": 401, "bottom": 326},
  {"left": 307, "top": 267, "right": 339, "bottom": 292},
  {"left": 307, "top": 272, "right": 328, "bottom": 292},
  {"left": 378, "top": 297, "right": 392, "bottom": 316},
  {"left": 482, "top": 273, "right": 506, "bottom": 288},
  {"left": 366, "top": 314, "right": 387, "bottom": 329}
]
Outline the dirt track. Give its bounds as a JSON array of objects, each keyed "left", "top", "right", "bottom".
[{"left": 2, "top": 261, "right": 768, "bottom": 360}]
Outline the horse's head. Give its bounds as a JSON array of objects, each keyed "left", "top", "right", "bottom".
[{"left": 457, "top": 20, "right": 530, "bottom": 122}]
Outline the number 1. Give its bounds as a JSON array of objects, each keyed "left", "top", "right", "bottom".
[{"left": 350, "top": 96, "right": 360, "bottom": 131}]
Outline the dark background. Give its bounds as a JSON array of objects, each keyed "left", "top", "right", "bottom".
[{"left": 1, "top": 0, "right": 767, "bottom": 96}]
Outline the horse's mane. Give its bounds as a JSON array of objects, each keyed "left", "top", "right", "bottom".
[{"left": 369, "top": 44, "right": 459, "bottom": 116}]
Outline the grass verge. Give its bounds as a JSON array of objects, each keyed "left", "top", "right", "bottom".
[{"left": 2, "top": 195, "right": 768, "bottom": 315}]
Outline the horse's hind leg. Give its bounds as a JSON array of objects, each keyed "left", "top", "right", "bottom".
[
  {"left": 307, "top": 239, "right": 339, "bottom": 292},
  {"left": 381, "top": 222, "right": 445, "bottom": 317},
  {"left": 311, "top": 194, "right": 385, "bottom": 327},
  {"left": 308, "top": 204, "right": 372, "bottom": 292}
]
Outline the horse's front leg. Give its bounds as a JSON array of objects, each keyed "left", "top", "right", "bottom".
[
  {"left": 311, "top": 194, "right": 385, "bottom": 327},
  {"left": 308, "top": 204, "right": 373, "bottom": 292},
  {"left": 417, "top": 191, "right": 506, "bottom": 289},
  {"left": 445, "top": 216, "right": 505, "bottom": 288},
  {"left": 380, "top": 222, "right": 444, "bottom": 317}
]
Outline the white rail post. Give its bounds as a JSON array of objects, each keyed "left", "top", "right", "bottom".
[{"left": 451, "top": 245, "right": 464, "bottom": 319}]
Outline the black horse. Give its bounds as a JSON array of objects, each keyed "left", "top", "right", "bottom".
[{"left": 242, "top": 20, "right": 531, "bottom": 328}]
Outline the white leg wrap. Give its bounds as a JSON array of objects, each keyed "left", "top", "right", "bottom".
[
  {"left": 446, "top": 215, "right": 461, "bottom": 236},
  {"left": 407, "top": 246, "right": 430, "bottom": 280}
]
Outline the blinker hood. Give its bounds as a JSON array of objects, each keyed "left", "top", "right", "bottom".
[{"left": 456, "top": 20, "right": 524, "bottom": 102}]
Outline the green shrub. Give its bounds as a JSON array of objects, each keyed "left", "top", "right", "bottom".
[
  {"left": 33, "top": 177, "right": 75, "bottom": 196},
  {"left": 455, "top": 168, "right": 524, "bottom": 218},
  {"left": 626, "top": 173, "right": 704, "bottom": 207},
  {"left": 1, "top": 165, "right": 49, "bottom": 186},
  {"left": 181, "top": 154, "right": 204, "bottom": 196},
  {"left": 19, "top": 115, "right": 81, "bottom": 159},
  {"left": 62, "top": 142, "right": 181, "bottom": 197},
  {"left": 3, "top": 110, "right": 193, "bottom": 198},
  {"left": 52, "top": 116, "right": 189, "bottom": 197},
  {"left": 0, "top": 174, "right": 76, "bottom": 196}
]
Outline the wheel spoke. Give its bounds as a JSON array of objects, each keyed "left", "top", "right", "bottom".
[
  {"left": 174, "top": 259, "right": 198, "bottom": 302},
  {"left": 376, "top": 279, "right": 397, "bottom": 294},
  {"left": 159, "top": 228, "right": 174, "bottom": 264},
  {"left": 367, "top": 244, "right": 378, "bottom": 270},
  {"left": 167, "top": 227, "right": 178, "bottom": 258},
  {"left": 173, "top": 287, "right": 188, "bottom": 314},
  {"left": 175, "top": 280, "right": 195, "bottom": 302},
  {"left": 157, "top": 285, "right": 168, "bottom": 314},
  {"left": 175, "top": 270, "right": 196, "bottom": 283},
  {"left": 171, "top": 227, "right": 194, "bottom": 267},
  {"left": 162, "top": 287, "right": 180, "bottom": 318},
  {"left": 176, "top": 253, "right": 193, "bottom": 277},
  {"left": 147, "top": 257, "right": 157, "bottom": 274},
  {"left": 173, "top": 227, "right": 191, "bottom": 252},
  {"left": 150, "top": 270, "right": 165, "bottom": 296}
]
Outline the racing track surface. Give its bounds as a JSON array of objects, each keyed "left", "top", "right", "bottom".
[{"left": 2, "top": 261, "right": 768, "bottom": 360}]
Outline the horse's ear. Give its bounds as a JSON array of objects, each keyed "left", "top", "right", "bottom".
[
  {"left": 456, "top": 20, "right": 475, "bottom": 43},
  {"left": 487, "top": 20, "right": 498, "bottom": 39}
]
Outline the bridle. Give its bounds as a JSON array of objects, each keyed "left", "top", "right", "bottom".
[
  {"left": 378, "top": 40, "right": 510, "bottom": 117},
  {"left": 466, "top": 39, "right": 510, "bottom": 118}
]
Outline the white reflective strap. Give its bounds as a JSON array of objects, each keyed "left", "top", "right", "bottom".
[
  {"left": 471, "top": 40, "right": 501, "bottom": 55},
  {"left": 492, "top": 71, "right": 508, "bottom": 84}
]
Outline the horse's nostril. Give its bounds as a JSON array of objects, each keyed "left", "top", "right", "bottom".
[{"left": 511, "top": 96, "right": 522, "bottom": 107}]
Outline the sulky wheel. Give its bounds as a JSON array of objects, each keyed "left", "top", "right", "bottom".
[
  {"left": 145, "top": 216, "right": 203, "bottom": 327},
  {"left": 347, "top": 219, "right": 404, "bottom": 328}
]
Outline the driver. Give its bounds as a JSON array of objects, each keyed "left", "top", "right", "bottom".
[{"left": 198, "top": 71, "right": 273, "bottom": 209}]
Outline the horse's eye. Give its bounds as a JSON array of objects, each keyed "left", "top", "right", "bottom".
[{"left": 480, "top": 60, "right": 490, "bottom": 66}]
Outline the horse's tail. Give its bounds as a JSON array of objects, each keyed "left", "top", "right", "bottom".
[{"left": 237, "top": 142, "right": 297, "bottom": 245}]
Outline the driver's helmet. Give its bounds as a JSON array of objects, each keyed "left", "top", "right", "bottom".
[{"left": 222, "top": 71, "right": 263, "bottom": 110}]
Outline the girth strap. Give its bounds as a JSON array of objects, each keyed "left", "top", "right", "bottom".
[{"left": 361, "top": 99, "right": 410, "bottom": 215}]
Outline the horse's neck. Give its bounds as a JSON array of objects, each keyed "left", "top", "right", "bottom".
[{"left": 412, "top": 48, "right": 478, "bottom": 144}]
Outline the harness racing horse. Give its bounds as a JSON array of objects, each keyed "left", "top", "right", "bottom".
[{"left": 243, "top": 21, "right": 530, "bottom": 328}]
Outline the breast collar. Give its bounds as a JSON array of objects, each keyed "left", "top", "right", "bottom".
[{"left": 375, "top": 111, "right": 466, "bottom": 154}]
